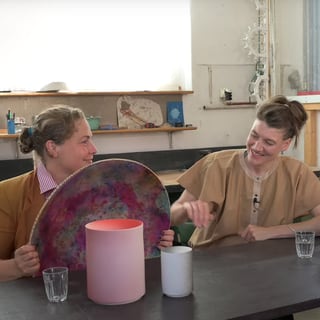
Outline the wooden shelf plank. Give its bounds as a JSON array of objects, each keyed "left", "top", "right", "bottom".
[
  {"left": 91, "top": 126, "right": 197, "bottom": 134},
  {"left": 0, "top": 90, "right": 193, "bottom": 97},
  {"left": 304, "top": 103, "right": 320, "bottom": 111},
  {"left": 0, "top": 126, "right": 197, "bottom": 139}
]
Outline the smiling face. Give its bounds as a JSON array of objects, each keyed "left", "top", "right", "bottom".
[
  {"left": 45, "top": 118, "right": 97, "bottom": 183},
  {"left": 246, "top": 119, "right": 292, "bottom": 170}
]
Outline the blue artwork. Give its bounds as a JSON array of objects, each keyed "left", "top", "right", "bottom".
[{"left": 167, "top": 101, "right": 184, "bottom": 126}]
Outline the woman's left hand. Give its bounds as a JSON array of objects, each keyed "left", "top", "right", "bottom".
[
  {"left": 240, "top": 224, "right": 270, "bottom": 242},
  {"left": 158, "top": 229, "right": 175, "bottom": 249}
]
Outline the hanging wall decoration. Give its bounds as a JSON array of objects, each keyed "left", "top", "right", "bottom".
[{"left": 243, "top": 0, "right": 269, "bottom": 105}]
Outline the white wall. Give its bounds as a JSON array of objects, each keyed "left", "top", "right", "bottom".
[
  {"left": 0, "top": 0, "right": 308, "bottom": 163},
  {"left": 272, "top": 0, "right": 304, "bottom": 96},
  {"left": 171, "top": 0, "right": 305, "bottom": 162},
  {"left": 0, "top": 1, "right": 191, "bottom": 92},
  {"left": 99, "top": 0, "right": 259, "bottom": 153},
  {"left": 176, "top": 0, "right": 257, "bottom": 150}
]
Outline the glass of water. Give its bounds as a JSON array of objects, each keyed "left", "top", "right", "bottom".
[
  {"left": 42, "top": 267, "right": 68, "bottom": 302},
  {"left": 295, "top": 231, "right": 315, "bottom": 259}
]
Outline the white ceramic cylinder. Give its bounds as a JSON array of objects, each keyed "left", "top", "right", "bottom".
[
  {"left": 86, "top": 219, "right": 145, "bottom": 305},
  {"left": 161, "top": 246, "right": 193, "bottom": 297}
]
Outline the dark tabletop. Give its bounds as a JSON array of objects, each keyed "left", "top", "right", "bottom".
[{"left": 1, "top": 238, "right": 320, "bottom": 320}]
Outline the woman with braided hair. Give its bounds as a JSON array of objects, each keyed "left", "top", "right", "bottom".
[{"left": 0, "top": 105, "right": 174, "bottom": 281}]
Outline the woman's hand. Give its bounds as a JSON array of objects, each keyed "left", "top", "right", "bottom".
[
  {"left": 240, "top": 224, "right": 270, "bottom": 242},
  {"left": 14, "top": 244, "right": 40, "bottom": 277},
  {"left": 158, "top": 229, "right": 175, "bottom": 249},
  {"left": 183, "top": 200, "right": 215, "bottom": 228},
  {"left": 171, "top": 190, "right": 216, "bottom": 228}
]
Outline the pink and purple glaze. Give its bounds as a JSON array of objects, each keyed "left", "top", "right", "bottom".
[{"left": 30, "top": 159, "right": 171, "bottom": 272}]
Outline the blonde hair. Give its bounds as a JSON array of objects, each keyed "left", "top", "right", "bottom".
[{"left": 19, "top": 105, "right": 85, "bottom": 160}]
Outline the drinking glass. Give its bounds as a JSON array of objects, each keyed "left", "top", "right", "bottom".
[
  {"left": 295, "top": 231, "right": 315, "bottom": 258},
  {"left": 42, "top": 267, "right": 68, "bottom": 302}
]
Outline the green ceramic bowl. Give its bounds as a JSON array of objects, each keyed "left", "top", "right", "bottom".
[{"left": 86, "top": 116, "right": 101, "bottom": 130}]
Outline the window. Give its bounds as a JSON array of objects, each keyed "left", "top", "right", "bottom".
[
  {"left": 303, "top": 0, "right": 320, "bottom": 92},
  {"left": 272, "top": 0, "right": 319, "bottom": 96},
  {"left": 0, "top": 0, "right": 191, "bottom": 92}
]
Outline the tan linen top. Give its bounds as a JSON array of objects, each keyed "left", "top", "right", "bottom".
[
  {"left": 0, "top": 171, "right": 45, "bottom": 259},
  {"left": 177, "top": 149, "right": 320, "bottom": 248}
]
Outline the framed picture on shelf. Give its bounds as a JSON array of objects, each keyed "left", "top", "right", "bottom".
[{"left": 167, "top": 101, "right": 184, "bottom": 126}]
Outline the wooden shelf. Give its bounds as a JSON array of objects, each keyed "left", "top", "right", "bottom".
[
  {"left": 0, "top": 126, "right": 197, "bottom": 139},
  {"left": 0, "top": 130, "right": 19, "bottom": 139},
  {"left": 203, "top": 104, "right": 256, "bottom": 110},
  {"left": 0, "top": 126, "right": 197, "bottom": 158},
  {"left": 92, "top": 126, "right": 197, "bottom": 134},
  {"left": 0, "top": 90, "right": 193, "bottom": 97}
]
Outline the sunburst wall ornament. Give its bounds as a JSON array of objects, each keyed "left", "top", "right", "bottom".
[{"left": 243, "top": 24, "right": 267, "bottom": 59}]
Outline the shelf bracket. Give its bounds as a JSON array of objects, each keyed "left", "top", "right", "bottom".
[
  {"left": 15, "top": 138, "right": 20, "bottom": 159},
  {"left": 168, "top": 132, "right": 173, "bottom": 149}
]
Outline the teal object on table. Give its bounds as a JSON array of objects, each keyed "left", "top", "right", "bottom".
[{"left": 30, "top": 159, "right": 171, "bottom": 272}]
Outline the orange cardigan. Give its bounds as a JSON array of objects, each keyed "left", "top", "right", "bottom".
[{"left": 0, "top": 171, "right": 45, "bottom": 259}]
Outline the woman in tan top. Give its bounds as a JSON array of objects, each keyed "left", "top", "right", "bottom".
[{"left": 171, "top": 95, "right": 320, "bottom": 248}]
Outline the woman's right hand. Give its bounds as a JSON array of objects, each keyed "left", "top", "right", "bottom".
[
  {"left": 14, "top": 244, "right": 40, "bottom": 277},
  {"left": 171, "top": 190, "right": 216, "bottom": 227},
  {"left": 183, "top": 199, "right": 215, "bottom": 228}
]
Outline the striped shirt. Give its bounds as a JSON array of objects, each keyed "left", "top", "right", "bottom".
[{"left": 37, "top": 162, "right": 58, "bottom": 197}]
